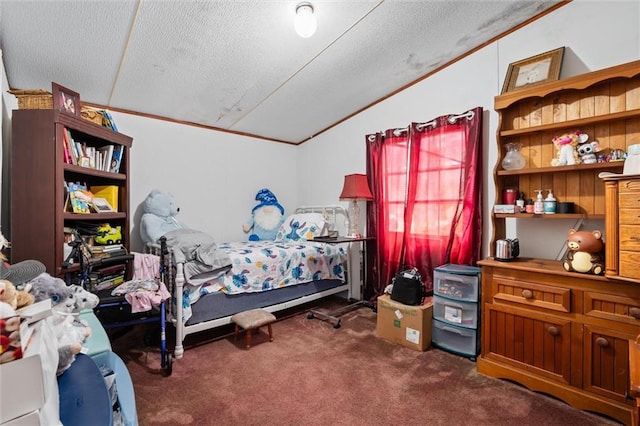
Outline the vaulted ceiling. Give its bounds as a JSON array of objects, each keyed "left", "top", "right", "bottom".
[{"left": 1, "top": 1, "right": 563, "bottom": 144}]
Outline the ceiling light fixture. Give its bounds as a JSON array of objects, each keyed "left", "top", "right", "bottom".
[{"left": 294, "top": 2, "right": 317, "bottom": 38}]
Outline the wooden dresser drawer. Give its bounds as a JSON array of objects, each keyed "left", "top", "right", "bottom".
[
  {"left": 620, "top": 251, "right": 640, "bottom": 280},
  {"left": 492, "top": 277, "right": 570, "bottom": 313},
  {"left": 619, "top": 179, "right": 640, "bottom": 195},
  {"left": 619, "top": 225, "right": 640, "bottom": 250},
  {"left": 584, "top": 290, "right": 640, "bottom": 325},
  {"left": 619, "top": 209, "right": 640, "bottom": 225}
]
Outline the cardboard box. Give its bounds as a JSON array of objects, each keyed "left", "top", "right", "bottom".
[{"left": 376, "top": 294, "right": 433, "bottom": 351}]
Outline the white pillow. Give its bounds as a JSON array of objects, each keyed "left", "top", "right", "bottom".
[{"left": 275, "top": 213, "right": 327, "bottom": 242}]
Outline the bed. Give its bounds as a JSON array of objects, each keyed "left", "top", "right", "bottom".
[{"left": 147, "top": 206, "right": 352, "bottom": 359}]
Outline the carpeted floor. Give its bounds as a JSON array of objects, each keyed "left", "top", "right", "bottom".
[{"left": 111, "top": 297, "right": 622, "bottom": 425}]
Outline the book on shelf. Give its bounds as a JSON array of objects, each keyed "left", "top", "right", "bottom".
[
  {"left": 63, "top": 182, "right": 70, "bottom": 212},
  {"left": 98, "top": 144, "right": 114, "bottom": 172},
  {"left": 94, "top": 263, "right": 126, "bottom": 276},
  {"left": 86, "top": 145, "right": 96, "bottom": 169},
  {"left": 110, "top": 145, "right": 123, "bottom": 173},
  {"left": 90, "top": 248, "right": 128, "bottom": 261},
  {"left": 64, "top": 128, "right": 77, "bottom": 165},
  {"left": 90, "top": 243, "right": 124, "bottom": 254},
  {"left": 67, "top": 182, "right": 93, "bottom": 214},
  {"left": 102, "top": 244, "right": 125, "bottom": 252},
  {"left": 62, "top": 128, "right": 71, "bottom": 164},
  {"left": 91, "top": 197, "right": 115, "bottom": 213},
  {"left": 93, "top": 273, "right": 126, "bottom": 292}
]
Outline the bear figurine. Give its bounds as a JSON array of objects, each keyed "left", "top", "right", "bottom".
[{"left": 562, "top": 229, "right": 605, "bottom": 275}]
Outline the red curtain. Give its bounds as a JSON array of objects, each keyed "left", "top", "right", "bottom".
[{"left": 366, "top": 107, "right": 483, "bottom": 298}]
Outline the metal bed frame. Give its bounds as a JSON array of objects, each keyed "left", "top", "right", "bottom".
[{"left": 147, "top": 205, "right": 352, "bottom": 359}]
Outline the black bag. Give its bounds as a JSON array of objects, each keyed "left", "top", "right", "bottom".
[{"left": 391, "top": 268, "right": 424, "bottom": 306}]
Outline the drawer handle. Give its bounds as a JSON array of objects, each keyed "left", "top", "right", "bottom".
[
  {"left": 521, "top": 289, "right": 534, "bottom": 299},
  {"left": 629, "top": 307, "right": 640, "bottom": 319},
  {"left": 547, "top": 326, "right": 559, "bottom": 336},
  {"left": 441, "top": 325, "right": 463, "bottom": 335},
  {"left": 596, "top": 337, "right": 609, "bottom": 347}
]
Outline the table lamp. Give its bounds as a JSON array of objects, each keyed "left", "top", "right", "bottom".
[{"left": 339, "top": 174, "right": 373, "bottom": 238}]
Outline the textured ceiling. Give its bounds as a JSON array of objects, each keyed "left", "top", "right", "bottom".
[{"left": 1, "top": 0, "right": 562, "bottom": 144}]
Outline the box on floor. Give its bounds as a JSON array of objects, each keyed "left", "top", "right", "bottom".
[{"left": 376, "top": 294, "right": 433, "bottom": 351}]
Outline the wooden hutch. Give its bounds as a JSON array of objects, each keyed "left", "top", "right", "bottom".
[{"left": 478, "top": 60, "right": 640, "bottom": 425}]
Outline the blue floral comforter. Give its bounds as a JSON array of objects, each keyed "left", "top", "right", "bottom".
[
  {"left": 216, "top": 240, "right": 346, "bottom": 294},
  {"left": 175, "top": 240, "right": 346, "bottom": 323}
]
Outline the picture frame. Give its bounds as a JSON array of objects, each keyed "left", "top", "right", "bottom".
[
  {"left": 52, "top": 82, "right": 80, "bottom": 116},
  {"left": 501, "top": 47, "right": 565, "bottom": 94},
  {"left": 91, "top": 197, "right": 115, "bottom": 213}
]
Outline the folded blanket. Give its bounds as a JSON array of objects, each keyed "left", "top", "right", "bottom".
[{"left": 163, "top": 229, "right": 232, "bottom": 285}]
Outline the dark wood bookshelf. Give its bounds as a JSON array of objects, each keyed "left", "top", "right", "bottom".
[{"left": 10, "top": 109, "right": 133, "bottom": 277}]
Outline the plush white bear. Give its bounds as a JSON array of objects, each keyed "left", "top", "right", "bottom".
[
  {"left": 27, "top": 273, "right": 94, "bottom": 375},
  {"left": 68, "top": 284, "right": 99, "bottom": 312},
  {"left": 140, "top": 189, "right": 188, "bottom": 244}
]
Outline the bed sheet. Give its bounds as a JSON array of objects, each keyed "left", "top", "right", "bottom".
[
  {"left": 215, "top": 240, "right": 346, "bottom": 294},
  {"left": 176, "top": 240, "right": 346, "bottom": 322}
]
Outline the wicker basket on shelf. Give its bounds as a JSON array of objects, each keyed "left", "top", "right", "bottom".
[
  {"left": 80, "top": 106, "right": 104, "bottom": 125},
  {"left": 8, "top": 89, "right": 53, "bottom": 109}
]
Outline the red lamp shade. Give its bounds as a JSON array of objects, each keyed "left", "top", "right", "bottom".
[{"left": 339, "top": 174, "right": 373, "bottom": 201}]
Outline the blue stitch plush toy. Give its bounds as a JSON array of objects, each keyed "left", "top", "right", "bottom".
[
  {"left": 140, "top": 189, "right": 187, "bottom": 244},
  {"left": 242, "top": 188, "right": 285, "bottom": 241}
]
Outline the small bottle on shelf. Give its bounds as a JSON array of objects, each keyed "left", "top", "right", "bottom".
[
  {"left": 543, "top": 189, "right": 556, "bottom": 214},
  {"left": 533, "top": 190, "right": 544, "bottom": 215},
  {"left": 516, "top": 192, "right": 526, "bottom": 213}
]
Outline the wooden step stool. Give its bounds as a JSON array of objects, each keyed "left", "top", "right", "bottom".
[{"left": 231, "top": 309, "right": 276, "bottom": 349}]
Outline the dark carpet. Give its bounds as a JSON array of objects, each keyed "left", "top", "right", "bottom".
[{"left": 110, "top": 297, "right": 620, "bottom": 425}]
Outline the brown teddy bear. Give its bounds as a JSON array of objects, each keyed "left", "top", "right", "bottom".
[
  {"left": 562, "top": 229, "right": 605, "bottom": 275},
  {"left": 0, "top": 279, "right": 34, "bottom": 310},
  {"left": 0, "top": 280, "right": 18, "bottom": 309}
]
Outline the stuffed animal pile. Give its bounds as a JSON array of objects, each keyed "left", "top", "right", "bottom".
[
  {"left": 577, "top": 140, "right": 601, "bottom": 164},
  {"left": 0, "top": 233, "right": 42, "bottom": 363},
  {"left": 0, "top": 232, "right": 94, "bottom": 370},
  {"left": 551, "top": 131, "right": 588, "bottom": 166},
  {"left": 0, "top": 280, "right": 35, "bottom": 363},
  {"left": 0, "top": 279, "right": 34, "bottom": 311},
  {"left": 140, "top": 189, "right": 188, "bottom": 244},
  {"left": 23, "top": 273, "right": 99, "bottom": 375}
]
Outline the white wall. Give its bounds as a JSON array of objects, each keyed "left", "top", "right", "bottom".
[
  {"left": 2, "top": 1, "right": 639, "bottom": 258},
  {"left": 112, "top": 112, "right": 299, "bottom": 250}
]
